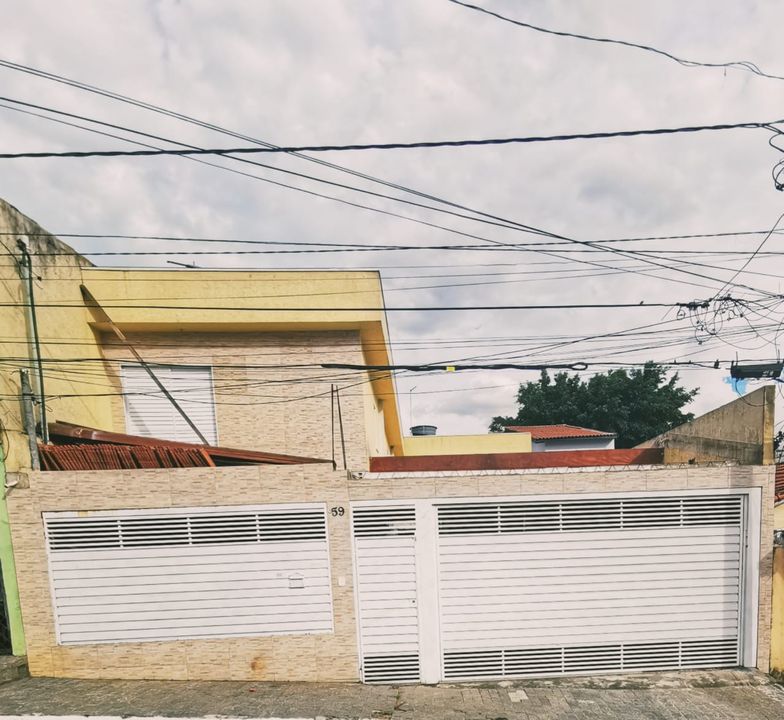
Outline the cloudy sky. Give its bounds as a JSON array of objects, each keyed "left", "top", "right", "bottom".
[{"left": 3, "top": 0, "right": 784, "bottom": 435}]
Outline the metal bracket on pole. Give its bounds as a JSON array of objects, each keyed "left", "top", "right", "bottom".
[{"left": 79, "top": 285, "right": 211, "bottom": 445}]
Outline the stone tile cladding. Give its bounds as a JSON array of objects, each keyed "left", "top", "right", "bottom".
[
  {"left": 101, "top": 330, "right": 370, "bottom": 468},
  {"left": 7, "top": 462, "right": 773, "bottom": 680}
]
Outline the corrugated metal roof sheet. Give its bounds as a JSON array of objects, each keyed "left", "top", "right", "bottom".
[
  {"left": 39, "top": 443, "right": 214, "bottom": 471},
  {"left": 503, "top": 424, "right": 616, "bottom": 440},
  {"left": 41, "top": 421, "right": 332, "bottom": 470}
]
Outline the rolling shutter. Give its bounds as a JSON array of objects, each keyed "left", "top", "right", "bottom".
[
  {"left": 121, "top": 364, "right": 218, "bottom": 444},
  {"left": 44, "top": 504, "right": 333, "bottom": 645},
  {"left": 437, "top": 495, "right": 744, "bottom": 680},
  {"left": 352, "top": 506, "right": 420, "bottom": 683}
]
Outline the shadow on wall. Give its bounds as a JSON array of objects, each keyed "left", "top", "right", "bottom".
[{"left": 0, "top": 563, "right": 11, "bottom": 654}]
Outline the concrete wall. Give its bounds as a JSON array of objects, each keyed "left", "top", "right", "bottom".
[
  {"left": 402, "top": 433, "right": 532, "bottom": 456},
  {"left": 775, "top": 503, "right": 783, "bottom": 530},
  {"left": 639, "top": 386, "right": 775, "bottom": 465},
  {"left": 6, "top": 462, "right": 774, "bottom": 680}
]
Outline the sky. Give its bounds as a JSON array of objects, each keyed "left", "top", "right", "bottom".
[{"left": 2, "top": 0, "right": 784, "bottom": 436}]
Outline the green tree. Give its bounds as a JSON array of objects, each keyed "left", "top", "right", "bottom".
[{"left": 489, "top": 362, "right": 698, "bottom": 448}]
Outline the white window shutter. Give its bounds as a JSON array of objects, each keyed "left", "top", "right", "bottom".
[{"left": 121, "top": 365, "right": 218, "bottom": 444}]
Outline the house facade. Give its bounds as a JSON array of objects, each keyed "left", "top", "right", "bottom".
[{"left": 0, "top": 199, "right": 779, "bottom": 682}]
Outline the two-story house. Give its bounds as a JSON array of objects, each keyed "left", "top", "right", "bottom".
[{"left": 0, "top": 198, "right": 778, "bottom": 683}]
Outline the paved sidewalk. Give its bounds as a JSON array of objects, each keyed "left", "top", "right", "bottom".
[{"left": 0, "top": 670, "right": 783, "bottom": 719}]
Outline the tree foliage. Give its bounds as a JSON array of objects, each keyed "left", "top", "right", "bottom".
[{"left": 490, "top": 362, "right": 698, "bottom": 448}]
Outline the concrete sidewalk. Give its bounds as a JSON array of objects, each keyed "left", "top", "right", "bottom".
[{"left": 0, "top": 670, "right": 783, "bottom": 720}]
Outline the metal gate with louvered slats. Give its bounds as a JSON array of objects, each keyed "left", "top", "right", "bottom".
[
  {"left": 44, "top": 504, "right": 334, "bottom": 645},
  {"left": 437, "top": 494, "right": 745, "bottom": 680},
  {"left": 352, "top": 505, "right": 420, "bottom": 683},
  {"left": 351, "top": 491, "right": 757, "bottom": 684}
]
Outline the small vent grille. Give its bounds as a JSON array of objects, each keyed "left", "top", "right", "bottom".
[
  {"left": 362, "top": 654, "right": 420, "bottom": 683},
  {"left": 438, "top": 496, "right": 742, "bottom": 536},
  {"left": 443, "top": 638, "right": 738, "bottom": 679},
  {"left": 681, "top": 639, "right": 740, "bottom": 667},
  {"left": 353, "top": 506, "right": 416, "bottom": 537},
  {"left": 46, "top": 508, "right": 326, "bottom": 551}
]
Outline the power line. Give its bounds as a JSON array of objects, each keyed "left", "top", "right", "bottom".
[
  {"left": 447, "top": 0, "right": 784, "bottom": 82},
  {"left": 0, "top": 96, "right": 773, "bottom": 295},
  {"left": 2, "top": 61, "right": 781, "bottom": 297},
  {"left": 711, "top": 209, "right": 784, "bottom": 299},
  {"left": 0, "top": 58, "right": 559, "bottom": 237},
  {"left": 0, "top": 95, "right": 553, "bottom": 241},
  {"left": 1, "top": 119, "right": 779, "bottom": 160},
  {"left": 0, "top": 300, "right": 699, "bottom": 312},
  {"left": 6, "top": 228, "right": 784, "bottom": 248}
]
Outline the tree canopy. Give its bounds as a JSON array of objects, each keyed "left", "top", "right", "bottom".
[{"left": 489, "top": 362, "right": 698, "bottom": 448}]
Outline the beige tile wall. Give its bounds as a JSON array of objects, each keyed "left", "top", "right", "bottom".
[
  {"left": 7, "top": 462, "right": 774, "bottom": 680},
  {"left": 9, "top": 463, "right": 359, "bottom": 681},
  {"left": 101, "top": 330, "right": 371, "bottom": 467}
]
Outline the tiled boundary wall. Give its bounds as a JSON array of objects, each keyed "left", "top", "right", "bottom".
[{"left": 6, "top": 463, "right": 774, "bottom": 680}]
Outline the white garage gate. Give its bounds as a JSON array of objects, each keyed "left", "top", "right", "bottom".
[
  {"left": 352, "top": 490, "right": 760, "bottom": 684},
  {"left": 44, "top": 503, "right": 334, "bottom": 645}
]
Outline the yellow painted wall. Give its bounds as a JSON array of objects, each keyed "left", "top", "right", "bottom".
[
  {"left": 402, "top": 432, "right": 532, "bottom": 456},
  {"left": 772, "top": 545, "right": 784, "bottom": 676},
  {"left": 0, "top": 199, "right": 403, "bottom": 473},
  {"left": 775, "top": 503, "right": 783, "bottom": 530}
]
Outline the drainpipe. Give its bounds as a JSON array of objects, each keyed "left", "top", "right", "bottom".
[{"left": 16, "top": 239, "right": 48, "bottom": 444}]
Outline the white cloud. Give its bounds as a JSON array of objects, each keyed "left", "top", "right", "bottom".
[{"left": 2, "top": 0, "right": 784, "bottom": 435}]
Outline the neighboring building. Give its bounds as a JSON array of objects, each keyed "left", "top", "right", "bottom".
[
  {"left": 503, "top": 424, "right": 616, "bottom": 452},
  {"left": 0, "top": 199, "right": 778, "bottom": 684},
  {"left": 402, "top": 432, "right": 532, "bottom": 456}
]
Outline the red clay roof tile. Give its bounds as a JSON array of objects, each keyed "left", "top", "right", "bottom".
[{"left": 503, "top": 424, "right": 616, "bottom": 440}]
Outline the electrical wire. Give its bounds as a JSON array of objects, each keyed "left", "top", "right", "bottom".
[
  {"left": 0, "top": 300, "right": 704, "bottom": 312},
  {"left": 1, "top": 119, "right": 779, "bottom": 159},
  {"left": 1, "top": 99, "right": 775, "bottom": 295},
  {"left": 1, "top": 60, "right": 780, "bottom": 295},
  {"left": 5, "top": 228, "right": 784, "bottom": 249},
  {"left": 447, "top": 0, "right": 784, "bottom": 82}
]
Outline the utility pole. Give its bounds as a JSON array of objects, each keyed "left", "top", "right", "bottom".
[
  {"left": 16, "top": 238, "right": 48, "bottom": 444},
  {"left": 19, "top": 370, "right": 40, "bottom": 470}
]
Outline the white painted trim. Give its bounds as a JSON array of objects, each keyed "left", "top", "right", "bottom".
[
  {"left": 43, "top": 502, "right": 326, "bottom": 520},
  {"left": 41, "top": 512, "right": 62, "bottom": 645},
  {"left": 414, "top": 500, "right": 440, "bottom": 684},
  {"left": 432, "top": 487, "right": 757, "bottom": 506},
  {"left": 741, "top": 486, "right": 761, "bottom": 668},
  {"left": 349, "top": 505, "right": 365, "bottom": 682}
]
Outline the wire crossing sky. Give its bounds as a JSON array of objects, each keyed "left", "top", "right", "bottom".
[
  {"left": 2, "top": 0, "right": 784, "bottom": 433},
  {"left": 0, "top": 118, "right": 781, "bottom": 159}
]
